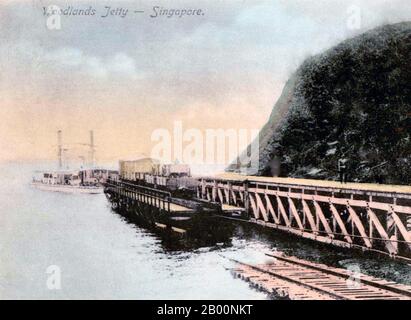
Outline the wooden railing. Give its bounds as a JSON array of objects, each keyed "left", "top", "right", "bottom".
[
  {"left": 105, "top": 179, "right": 172, "bottom": 212},
  {"left": 198, "top": 177, "right": 411, "bottom": 261}
]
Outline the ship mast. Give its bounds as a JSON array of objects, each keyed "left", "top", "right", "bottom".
[
  {"left": 57, "top": 130, "right": 63, "bottom": 169},
  {"left": 57, "top": 130, "right": 95, "bottom": 169},
  {"left": 89, "top": 130, "right": 95, "bottom": 167}
]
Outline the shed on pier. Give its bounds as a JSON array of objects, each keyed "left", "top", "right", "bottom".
[{"left": 119, "top": 157, "right": 161, "bottom": 181}]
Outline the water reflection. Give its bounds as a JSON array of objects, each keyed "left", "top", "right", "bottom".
[
  {"left": 110, "top": 206, "right": 236, "bottom": 251},
  {"left": 111, "top": 202, "right": 411, "bottom": 287}
]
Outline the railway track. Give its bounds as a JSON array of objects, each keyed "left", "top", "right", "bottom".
[{"left": 230, "top": 253, "right": 411, "bottom": 300}]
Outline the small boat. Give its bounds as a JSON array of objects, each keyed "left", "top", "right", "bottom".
[
  {"left": 31, "top": 168, "right": 117, "bottom": 194},
  {"left": 30, "top": 130, "right": 118, "bottom": 194},
  {"left": 30, "top": 181, "right": 103, "bottom": 194}
]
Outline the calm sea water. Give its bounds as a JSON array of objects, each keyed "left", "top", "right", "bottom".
[{"left": 1, "top": 163, "right": 410, "bottom": 300}]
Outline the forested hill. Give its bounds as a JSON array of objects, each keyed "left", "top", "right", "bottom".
[{"left": 228, "top": 22, "right": 411, "bottom": 185}]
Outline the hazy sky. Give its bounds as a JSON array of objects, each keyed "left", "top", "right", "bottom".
[{"left": 0, "top": 0, "right": 410, "bottom": 163}]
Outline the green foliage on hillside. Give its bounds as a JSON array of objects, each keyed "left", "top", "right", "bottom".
[{"left": 262, "top": 22, "right": 411, "bottom": 184}]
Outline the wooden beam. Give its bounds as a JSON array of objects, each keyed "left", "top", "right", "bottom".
[
  {"left": 347, "top": 205, "right": 372, "bottom": 248},
  {"left": 302, "top": 199, "right": 318, "bottom": 234},
  {"left": 218, "top": 188, "right": 224, "bottom": 204},
  {"left": 329, "top": 203, "right": 353, "bottom": 243},
  {"left": 367, "top": 208, "right": 398, "bottom": 255},
  {"left": 265, "top": 194, "right": 280, "bottom": 224},
  {"left": 224, "top": 185, "right": 230, "bottom": 204},
  {"left": 255, "top": 193, "right": 269, "bottom": 222},
  {"left": 287, "top": 197, "right": 304, "bottom": 231},
  {"left": 231, "top": 189, "right": 237, "bottom": 205},
  {"left": 206, "top": 188, "right": 211, "bottom": 201},
  {"left": 390, "top": 210, "right": 411, "bottom": 250},
  {"left": 249, "top": 193, "right": 260, "bottom": 220},
  {"left": 313, "top": 200, "right": 334, "bottom": 238},
  {"left": 276, "top": 195, "right": 291, "bottom": 227},
  {"left": 212, "top": 182, "right": 217, "bottom": 202}
]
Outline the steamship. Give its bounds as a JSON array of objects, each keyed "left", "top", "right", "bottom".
[{"left": 31, "top": 130, "right": 118, "bottom": 194}]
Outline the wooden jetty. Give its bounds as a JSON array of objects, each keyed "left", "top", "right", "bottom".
[
  {"left": 104, "top": 171, "right": 411, "bottom": 261},
  {"left": 102, "top": 170, "right": 411, "bottom": 299},
  {"left": 198, "top": 173, "right": 411, "bottom": 262},
  {"left": 231, "top": 252, "right": 411, "bottom": 300},
  {"left": 104, "top": 179, "right": 235, "bottom": 247},
  {"left": 105, "top": 180, "right": 194, "bottom": 214}
]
